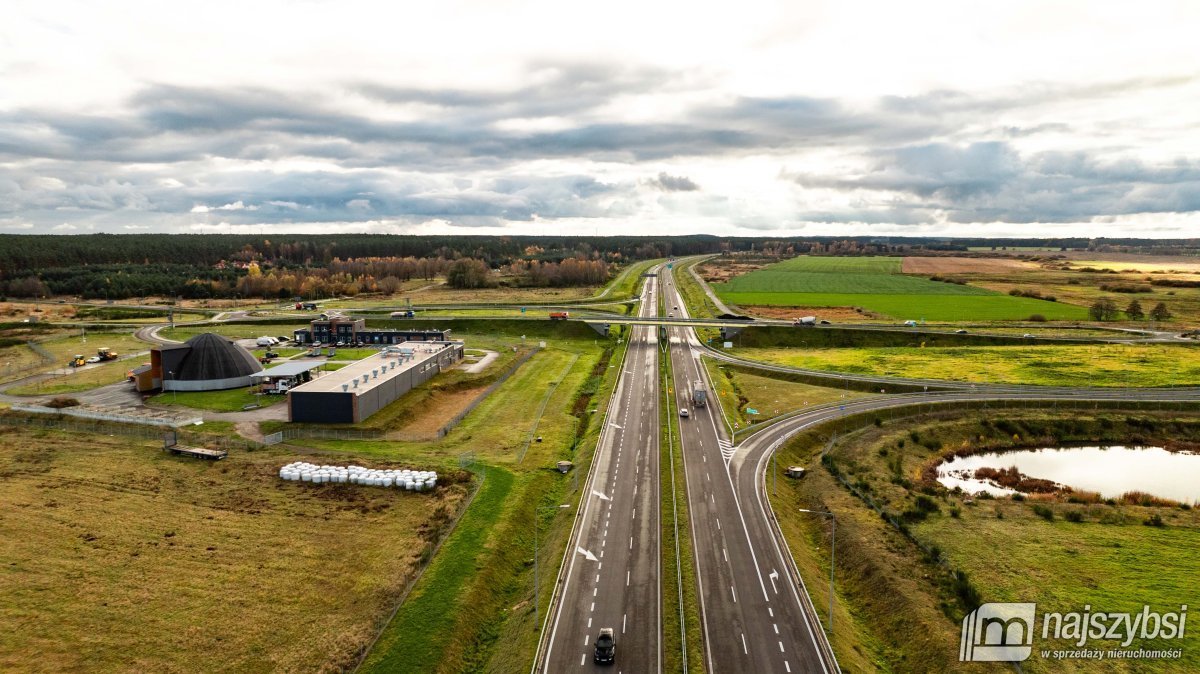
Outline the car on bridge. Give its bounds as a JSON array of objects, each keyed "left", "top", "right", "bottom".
[{"left": 593, "top": 628, "right": 615, "bottom": 665}]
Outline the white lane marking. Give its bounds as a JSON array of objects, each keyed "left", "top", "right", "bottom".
[
  {"left": 785, "top": 661, "right": 791, "bottom": 672},
  {"left": 769, "top": 569, "right": 780, "bottom": 594},
  {"left": 731, "top": 585, "right": 737, "bottom": 602},
  {"left": 592, "top": 490, "right": 611, "bottom": 501},
  {"left": 595, "top": 573, "right": 600, "bottom": 583},
  {"left": 706, "top": 471, "right": 710, "bottom": 481},
  {"left": 581, "top": 654, "right": 586, "bottom": 666},
  {"left": 626, "top": 570, "right": 630, "bottom": 586},
  {"left": 773, "top": 623, "right": 779, "bottom": 634},
  {"left": 716, "top": 517, "right": 721, "bottom": 530},
  {"left": 623, "top": 613, "right": 627, "bottom": 633},
  {"left": 722, "top": 548, "right": 728, "bottom": 562},
  {"left": 779, "top": 641, "right": 785, "bottom": 652},
  {"left": 577, "top": 547, "right": 598, "bottom": 562},
  {"left": 590, "top": 602, "right": 595, "bottom": 611},
  {"left": 711, "top": 494, "right": 715, "bottom": 503},
  {"left": 584, "top": 635, "right": 588, "bottom": 645},
  {"left": 629, "top": 536, "right": 633, "bottom": 549},
  {"left": 593, "top": 588, "right": 598, "bottom": 597},
  {"left": 632, "top": 508, "right": 636, "bottom": 520},
  {"left": 769, "top": 607, "right": 774, "bottom": 617},
  {"left": 741, "top": 633, "right": 748, "bottom": 654}
]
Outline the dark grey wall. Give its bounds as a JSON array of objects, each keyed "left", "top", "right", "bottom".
[{"left": 289, "top": 391, "right": 355, "bottom": 423}]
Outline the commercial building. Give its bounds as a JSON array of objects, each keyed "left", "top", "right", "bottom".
[
  {"left": 287, "top": 341, "right": 465, "bottom": 423},
  {"left": 292, "top": 311, "right": 450, "bottom": 345},
  {"left": 137, "top": 333, "right": 264, "bottom": 392}
]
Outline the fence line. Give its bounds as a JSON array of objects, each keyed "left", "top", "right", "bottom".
[
  {"left": 435, "top": 346, "right": 542, "bottom": 439},
  {"left": 0, "top": 413, "right": 262, "bottom": 451}
]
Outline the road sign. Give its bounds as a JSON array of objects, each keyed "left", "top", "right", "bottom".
[{"left": 520, "top": 306, "right": 526, "bottom": 313}]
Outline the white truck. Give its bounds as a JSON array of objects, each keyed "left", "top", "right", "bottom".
[{"left": 793, "top": 315, "right": 816, "bottom": 326}]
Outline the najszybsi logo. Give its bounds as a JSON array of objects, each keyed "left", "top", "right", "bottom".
[
  {"left": 960, "top": 603, "right": 1037, "bottom": 662},
  {"left": 960, "top": 603, "right": 1189, "bottom": 662}
]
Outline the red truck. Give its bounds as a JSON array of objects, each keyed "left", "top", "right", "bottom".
[{"left": 549, "top": 311, "right": 570, "bottom": 320}]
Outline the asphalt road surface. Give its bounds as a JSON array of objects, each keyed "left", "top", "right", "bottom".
[
  {"left": 662, "top": 267, "right": 835, "bottom": 673},
  {"left": 539, "top": 272, "right": 662, "bottom": 673}
]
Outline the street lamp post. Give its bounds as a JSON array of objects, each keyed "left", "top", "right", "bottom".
[
  {"left": 534, "top": 503, "right": 571, "bottom": 630},
  {"left": 797, "top": 508, "right": 836, "bottom": 639},
  {"left": 168, "top": 369, "right": 176, "bottom": 402}
]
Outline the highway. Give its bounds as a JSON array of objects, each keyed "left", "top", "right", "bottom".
[
  {"left": 662, "top": 267, "right": 836, "bottom": 673},
  {"left": 537, "top": 271, "right": 662, "bottom": 673}
]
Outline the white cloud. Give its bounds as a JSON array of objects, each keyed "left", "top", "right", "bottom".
[
  {"left": 2, "top": 1, "right": 1199, "bottom": 237},
  {"left": 52, "top": 223, "right": 77, "bottom": 231}
]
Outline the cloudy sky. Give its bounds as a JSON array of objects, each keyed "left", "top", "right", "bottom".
[{"left": 2, "top": 1, "right": 1199, "bottom": 238}]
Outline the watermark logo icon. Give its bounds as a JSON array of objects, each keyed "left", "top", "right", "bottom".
[{"left": 960, "top": 603, "right": 1037, "bottom": 662}]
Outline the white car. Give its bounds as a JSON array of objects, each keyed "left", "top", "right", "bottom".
[
  {"left": 679, "top": 408, "right": 689, "bottom": 418},
  {"left": 85, "top": 356, "right": 101, "bottom": 364}
]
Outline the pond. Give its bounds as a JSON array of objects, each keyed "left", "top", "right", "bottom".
[{"left": 937, "top": 446, "right": 1200, "bottom": 503}]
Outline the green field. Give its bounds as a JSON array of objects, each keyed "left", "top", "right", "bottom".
[
  {"left": 712, "top": 256, "right": 1088, "bottom": 321},
  {"left": 152, "top": 387, "right": 287, "bottom": 412},
  {"left": 718, "top": 292, "right": 1089, "bottom": 321}
]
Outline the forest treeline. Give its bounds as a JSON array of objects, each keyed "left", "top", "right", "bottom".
[{"left": 2, "top": 233, "right": 1196, "bottom": 300}]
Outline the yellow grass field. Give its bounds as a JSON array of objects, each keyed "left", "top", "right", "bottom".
[{"left": 0, "top": 427, "right": 468, "bottom": 673}]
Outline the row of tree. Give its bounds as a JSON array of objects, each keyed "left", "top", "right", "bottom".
[{"left": 1089, "top": 298, "right": 1172, "bottom": 321}]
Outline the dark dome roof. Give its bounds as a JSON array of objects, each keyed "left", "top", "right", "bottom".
[{"left": 174, "top": 333, "right": 263, "bottom": 381}]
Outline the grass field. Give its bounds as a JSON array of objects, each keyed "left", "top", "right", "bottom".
[
  {"left": 262, "top": 325, "right": 628, "bottom": 672},
  {"left": 5, "top": 358, "right": 141, "bottom": 395},
  {"left": 0, "top": 426, "right": 469, "bottom": 673},
  {"left": 711, "top": 256, "right": 1087, "bottom": 321},
  {"left": 770, "top": 410, "right": 1200, "bottom": 672},
  {"left": 159, "top": 324, "right": 308, "bottom": 342},
  {"left": 703, "top": 359, "right": 870, "bottom": 430},
  {"left": 152, "top": 387, "right": 287, "bottom": 412},
  {"left": 719, "top": 292, "right": 1090, "bottom": 321},
  {"left": 739, "top": 343, "right": 1200, "bottom": 387}
]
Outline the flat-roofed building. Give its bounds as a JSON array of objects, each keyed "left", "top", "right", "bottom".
[
  {"left": 286, "top": 341, "right": 465, "bottom": 423},
  {"left": 292, "top": 311, "right": 450, "bottom": 345}
]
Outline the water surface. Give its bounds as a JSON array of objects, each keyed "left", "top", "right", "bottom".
[{"left": 937, "top": 446, "right": 1200, "bottom": 503}]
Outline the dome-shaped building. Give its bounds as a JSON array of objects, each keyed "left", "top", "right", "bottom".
[{"left": 143, "top": 333, "right": 264, "bottom": 392}]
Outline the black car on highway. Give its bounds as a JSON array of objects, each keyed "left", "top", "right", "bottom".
[{"left": 594, "top": 628, "right": 615, "bottom": 665}]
